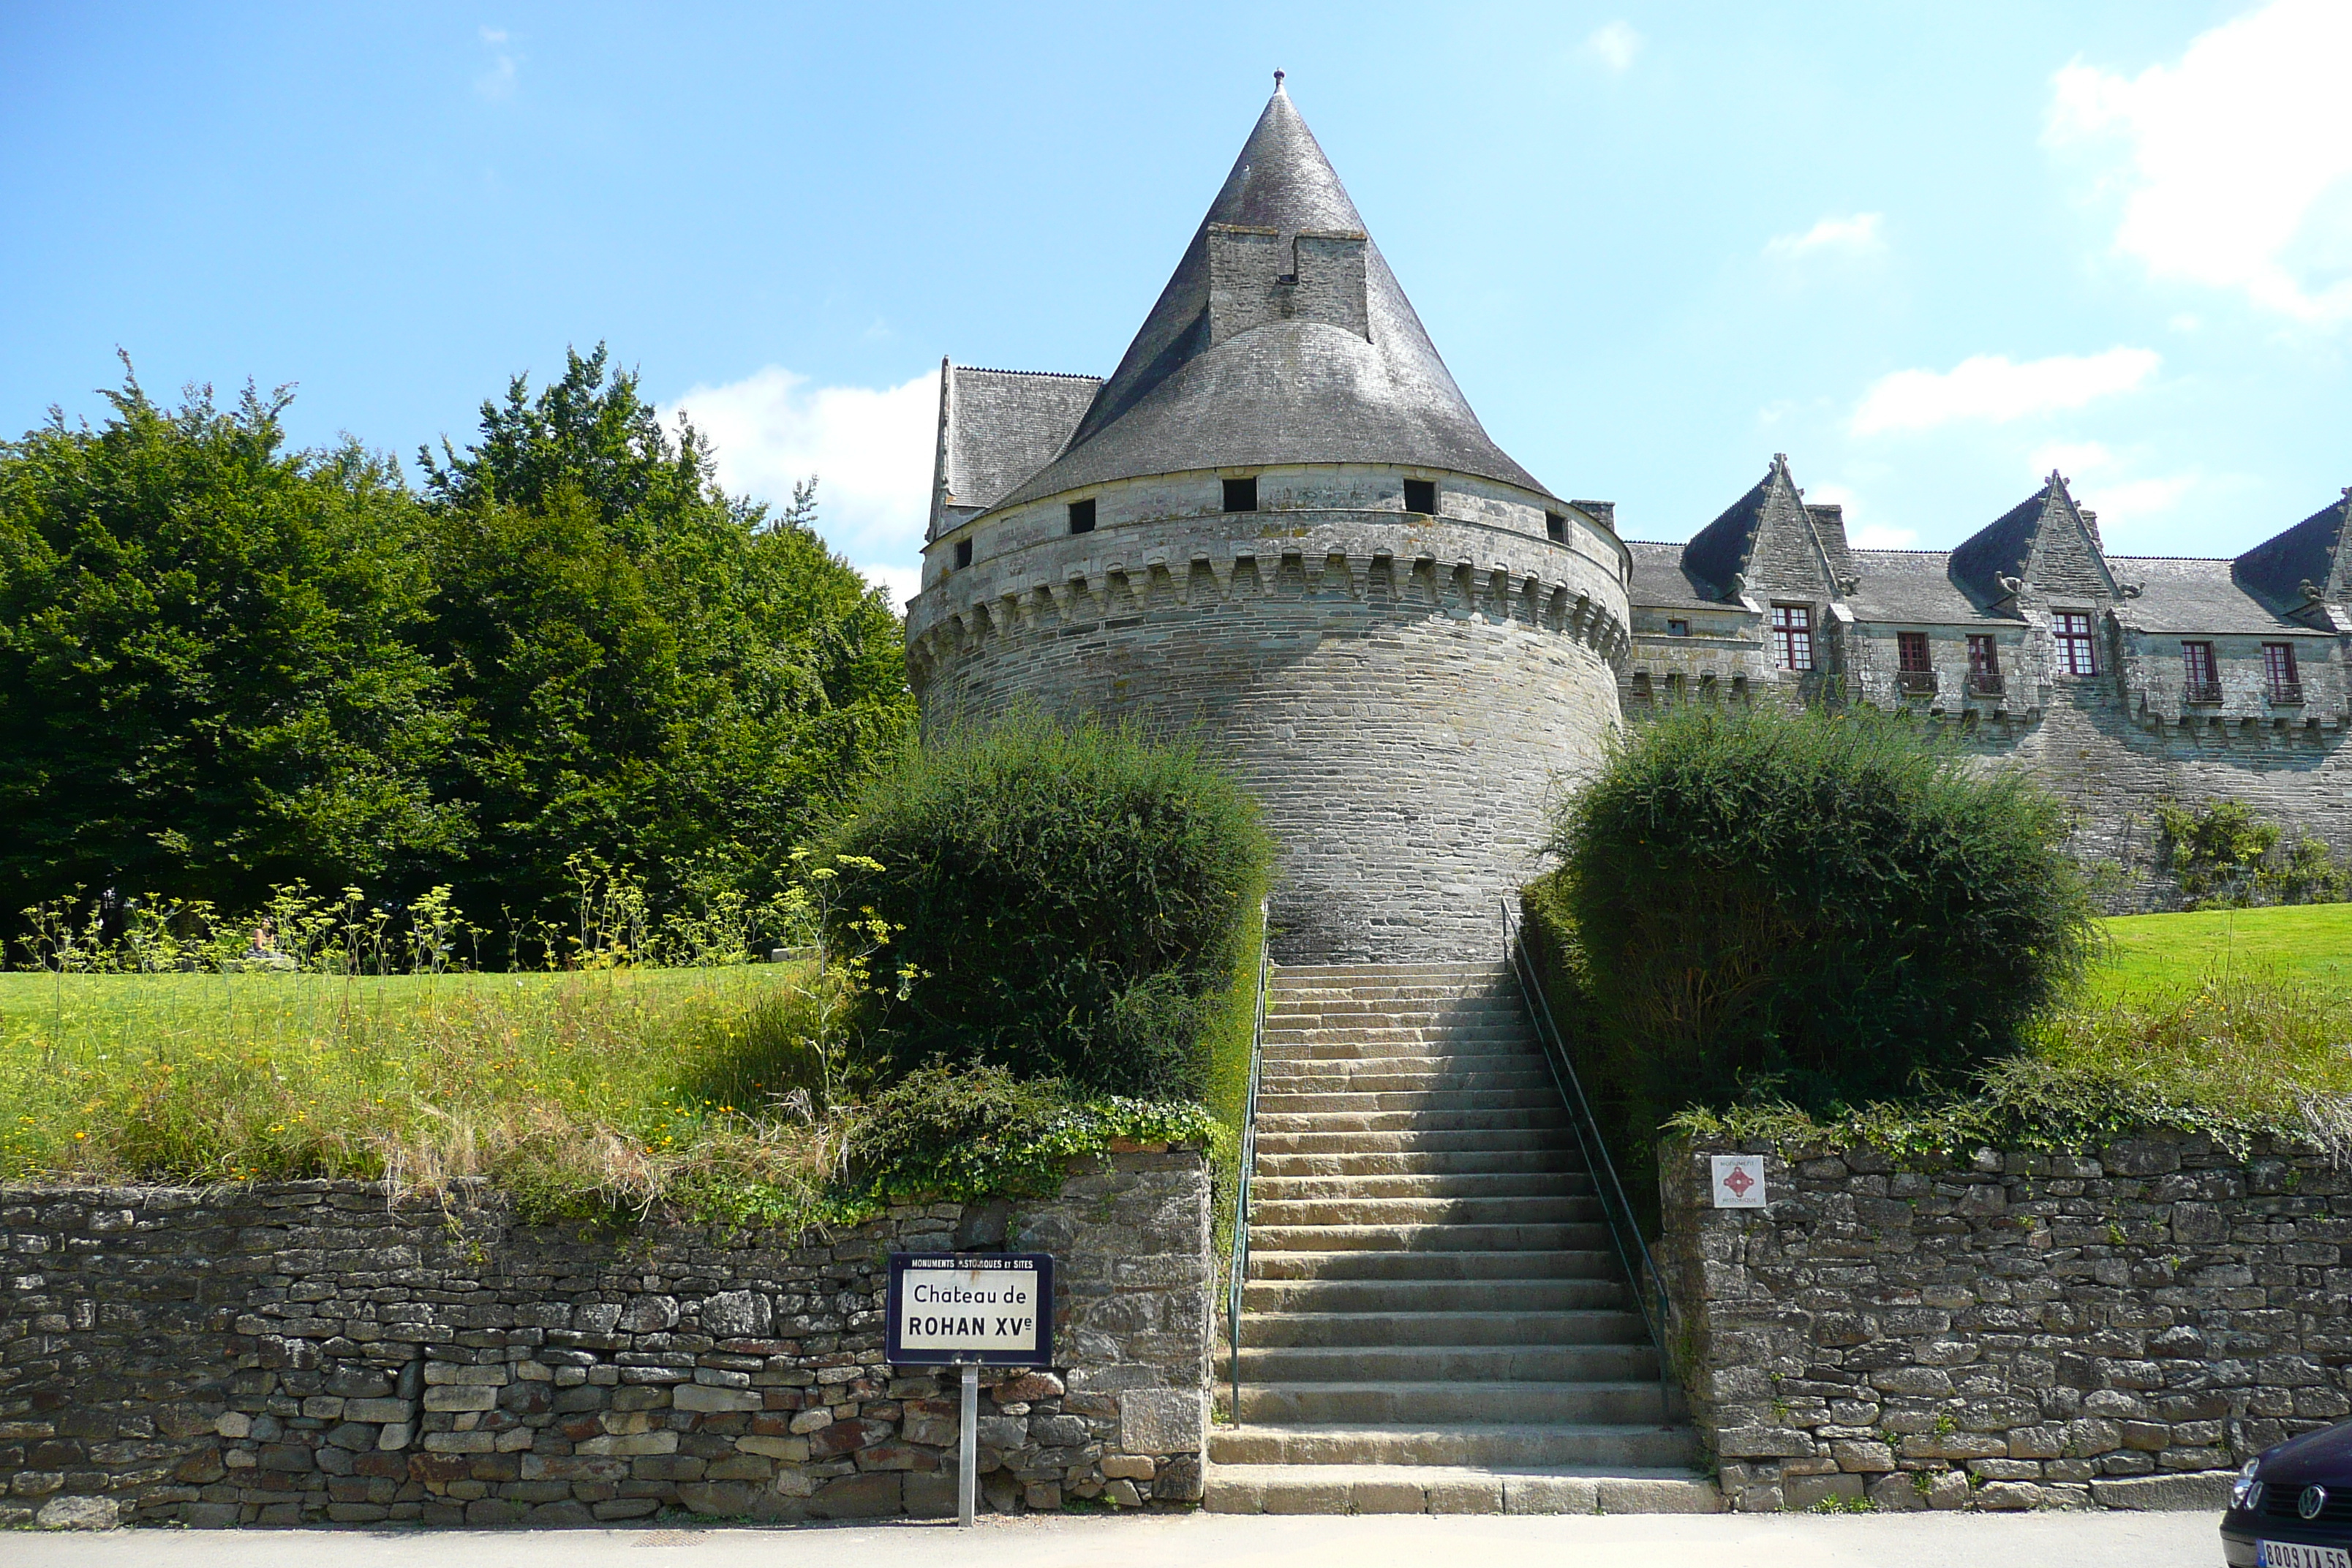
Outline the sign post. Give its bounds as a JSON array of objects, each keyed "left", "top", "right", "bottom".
[
  {"left": 886, "top": 1253, "right": 1054, "bottom": 1528},
  {"left": 958, "top": 1362, "right": 977, "bottom": 1527}
]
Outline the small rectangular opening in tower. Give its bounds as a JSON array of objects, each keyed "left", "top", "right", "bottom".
[
  {"left": 1545, "top": 511, "right": 1566, "bottom": 542},
  {"left": 1223, "top": 476, "right": 1258, "bottom": 513},
  {"left": 1068, "top": 499, "right": 1096, "bottom": 535},
  {"left": 954, "top": 538, "right": 973, "bottom": 570},
  {"left": 1403, "top": 478, "right": 1436, "bottom": 516}
]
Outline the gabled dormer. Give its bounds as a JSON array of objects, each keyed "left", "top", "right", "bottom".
[
  {"left": 1948, "top": 471, "right": 2119, "bottom": 617},
  {"left": 1680, "top": 454, "right": 1855, "bottom": 606},
  {"left": 2234, "top": 488, "right": 2352, "bottom": 632}
]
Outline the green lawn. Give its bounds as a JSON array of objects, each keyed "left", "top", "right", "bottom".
[{"left": 2094, "top": 903, "right": 2352, "bottom": 1000}]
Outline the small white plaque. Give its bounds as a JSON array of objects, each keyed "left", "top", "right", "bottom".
[{"left": 1711, "top": 1153, "right": 1767, "bottom": 1209}]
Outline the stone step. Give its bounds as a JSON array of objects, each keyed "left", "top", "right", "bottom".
[
  {"left": 1255, "top": 1128, "right": 1575, "bottom": 1156},
  {"left": 1268, "top": 988, "right": 1523, "bottom": 1004},
  {"left": 1250, "top": 1196, "right": 1598, "bottom": 1229},
  {"left": 1211, "top": 1421, "right": 1705, "bottom": 1472},
  {"left": 1256, "top": 1089, "right": 1564, "bottom": 1115},
  {"left": 1256, "top": 1109, "right": 1569, "bottom": 1135},
  {"left": 1201, "top": 1461, "right": 1719, "bottom": 1516},
  {"left": 1261, "top": 1050, "right": 1545, "bottom": 1072},
  {"left": 1251, "top": 1221, "right": 1610, "bottom": 1255},
  {"left": 1264, "top": 1017, "right": 1526, "bottom": 1034},
  {"left": 1252, "top": 1172, "right": 1587, "bottom": 1200},
  {"left": 1270, "top": 1006, "right": 1523, "bottom": 1029},
  {"left": 1239, "top": 1342, "right": 1660, "bottom": 1383},
  {"left": 1237, "top": 1379, "right": 1676, "bottom": 1427},
  {"left": 1262, "top": 1044, "right": 1542, "bottom": 1067},
  {"left": 1261, "top": 1032, "right": 1535, "bottom": 1052},
  {"left": 1255, "top": 1150, "right": 1581, "bottom": 1179},
  {"left": 1260, "top": 1067, "right": 1552, "bottom": 1090},
  {"left": 1248, "top": 1248, "right": 1623, "bottom": 1283},
  {"left": 1270, "top": 963, "right": 1505, "bottom": 973},
  {"left": 1238, "top": 1309, "right": 1648, "bottom": 1349},
  {"left": 1245, "top": 1245, "right": 1620, "bottom": 1284},
  {"left": 1241, "top": 1277, "right": 1629, "bottom": 1315}
]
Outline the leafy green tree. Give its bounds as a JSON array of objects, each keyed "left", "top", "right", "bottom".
[
  {"left": 416, "top": 345, "right": 912, "bottom": 932},
  {"left": 0, "top": 368, "right": 464, "bottom": 926}
]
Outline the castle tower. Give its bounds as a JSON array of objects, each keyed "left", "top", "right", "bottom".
[{"left": 903, "top": 81, "right": 1631, "bottom": 961}]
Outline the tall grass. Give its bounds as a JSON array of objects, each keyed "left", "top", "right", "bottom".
[
  {"left": 0, "top": 965, "right": 842, "bottom": 1218},
  {"left": 1671, "top": 963, "right": 2352, "bottom": 1165}
]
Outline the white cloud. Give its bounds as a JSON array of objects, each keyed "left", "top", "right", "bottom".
[
  {"left": 2027, "top": 440, "right": 2115, "bottom": 480},
  {"left": 1850, "top": 347, "right": 2160, "bottom": 435},
  {"left": 665, "top": 366, "right": 937, "bottom": 613},
  {"left": 1583, "top": 21, "right": 1641, "bottom": 72},
  {"left": 1764, "top": 213, "right": 1885, "bottom": 260},
  {"left": 2026, "top": 440, "right": 2196, "bottom": 531},
  {"left": 475, "top": 27, "right": 517, "bottom": 100},
  {"left": 2093, "top": 475, "right": 2198, "bottom": 525},
  {"left": 2046, "top": 0, "right": 2352, "bottom": 324}
]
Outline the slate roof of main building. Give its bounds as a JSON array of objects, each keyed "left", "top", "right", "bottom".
[
  {"left": 990, "top": 83, "right": 1548, "bottom": 511},
  {"left": 1630, "top": 544, "right": 2324, "bottom": 636},
  {"left": 940, "top": 366, "right": 1102, "bottom": 521}
]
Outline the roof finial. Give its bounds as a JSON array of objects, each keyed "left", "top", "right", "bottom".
[{"left": 1273, "top": 69, "right": 1286, "bottom": 93}]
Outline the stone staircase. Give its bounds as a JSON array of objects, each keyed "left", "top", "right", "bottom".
[{"left": 1205, "top": 961, "right": 1716, "bottom": 1515}]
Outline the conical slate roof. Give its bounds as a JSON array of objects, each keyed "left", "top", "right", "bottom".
[{"left": 993, "top": 82, "right": 1547, "bottom": 510}]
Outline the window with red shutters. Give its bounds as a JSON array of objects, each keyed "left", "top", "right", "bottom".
[
  {"left": 2182, "top": 641, "right": 2219, "bottom": 704},
  {"left": 2265, "top": 643, "right": 2302, "bottom": 704},
  {"left": 1896, "top": 631, "right": 1934, "bottom": 693},
  {"left": 1967, "top": 633, "right": 2002, "bottom": 694},
  {"left": 2054, "top": 612, "right": 2097, "bottom": 676},
  {"left": 1771, "top": 605, "right": 1813, "bottom": 671}
]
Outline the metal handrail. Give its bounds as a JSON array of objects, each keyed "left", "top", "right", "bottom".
[
  {"left": 1499, "top": 898, "right": 1679, "bottom": 1403},
  {"left": 1224, "top": 897, "right": 1273, "bottom": 1424}
]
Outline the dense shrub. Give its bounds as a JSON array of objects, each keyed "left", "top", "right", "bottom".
[
  {"left": 1531, "top": 703, "right": 2095, "bottom": 1134},
  {"left": 2154, "top": 798, "right": 2348, "bottom": 909},
  {"left": 822, "top": 713, "right": 1271, "bottom": 1098}
]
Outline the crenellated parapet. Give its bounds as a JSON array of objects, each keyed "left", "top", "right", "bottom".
[{"left": 907, "top": 513, "right": 1632, "bottom": 696}]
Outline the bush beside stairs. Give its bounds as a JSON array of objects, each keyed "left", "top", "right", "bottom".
[{"left": 1206, "top": 961, "right": 1719, "bottom": 1515}]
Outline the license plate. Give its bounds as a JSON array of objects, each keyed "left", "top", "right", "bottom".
[{"left": 2261, "top": 1544, "right": 2352, "bottom": 1568}]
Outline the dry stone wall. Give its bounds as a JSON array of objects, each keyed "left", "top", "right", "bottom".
[
  {"left": 1659, "top": 1133, "right": 2351, "bottom": 1513},
  {"left": 0, "top": 1149, "right": 1210, "bottom": 1529}
]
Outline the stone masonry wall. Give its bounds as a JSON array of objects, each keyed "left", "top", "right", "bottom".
[
  {"left": 0, "top": 1149, "right": 1210, "bottom": 1529},
  {"left": 907, "top": 505, "right": 1630, "bottom": 964},
  {"left": 1659, "top": 1133, "right": 2352, "bottom": 1513}
]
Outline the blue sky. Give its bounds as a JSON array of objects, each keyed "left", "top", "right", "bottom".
[{"left": 5, "top": 2, "right": 2348, "bottom": 606}]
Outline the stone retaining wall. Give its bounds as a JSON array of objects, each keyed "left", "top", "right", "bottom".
[
  {"left": 1659, "top": 1133, "right": 2351, "bottom": 1512},
  {"left": 0, "top": 1149, "right": 1211, "bottom": 1528}
]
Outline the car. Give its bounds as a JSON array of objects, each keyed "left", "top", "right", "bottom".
[{"left": 2223, "top": 1419, "right": 2352, "bottom": 1567}]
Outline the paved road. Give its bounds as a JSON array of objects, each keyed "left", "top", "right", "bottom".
[{"left": 7, "top": 1509, "right": 2222, "bottom": 1567}]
